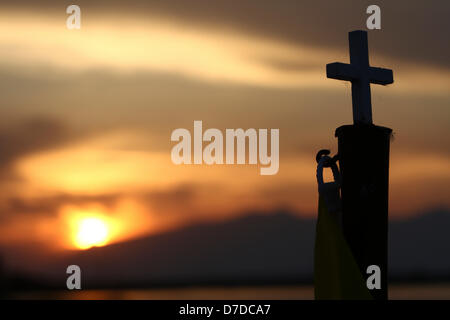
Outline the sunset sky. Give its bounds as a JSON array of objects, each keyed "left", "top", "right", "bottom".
[{"left": 0, "top": 1, "right": 449, "bottom": 253}]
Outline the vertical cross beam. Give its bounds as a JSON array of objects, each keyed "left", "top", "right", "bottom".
[{"left": 349, "top": 31, "right": 372, "bottom": 124}]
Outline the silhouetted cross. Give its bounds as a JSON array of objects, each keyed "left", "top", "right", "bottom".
[{"left": 326, "top": 30, "right": 393, "bottom": 124}]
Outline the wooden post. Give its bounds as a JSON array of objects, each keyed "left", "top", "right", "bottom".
[
  {"left": 318, "top": 30, "right": 394, "bottom": 299},
  {"left": 335, "top": 124, "right": 391, "bottom": 299}
]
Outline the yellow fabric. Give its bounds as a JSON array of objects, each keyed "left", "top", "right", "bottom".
[{"left": 314, "top": 196, "right": 373, "bottom": 300}]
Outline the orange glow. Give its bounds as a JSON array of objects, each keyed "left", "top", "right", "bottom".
[
  {"left": 63, "top": 205, "right": 117, "bottom": 250},
  {"left": 55, "top": 200, "right": 160, "bottom": 251},
  {"left": 74, "top": 217, "right": 110, "bottom": 250}
]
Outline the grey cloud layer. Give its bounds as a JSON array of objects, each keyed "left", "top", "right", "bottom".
[{"left": 3, "top": 0, "right": 449, "bottom": 69}]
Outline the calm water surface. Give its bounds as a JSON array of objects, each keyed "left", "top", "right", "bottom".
[{"left": 10, "top": 284, "right": 450, "bottom": 300}]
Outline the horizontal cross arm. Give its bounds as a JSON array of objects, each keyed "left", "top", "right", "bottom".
[
  {"left": 326, "top": 62, "right": 358, "bottom": 81},
  {"left": 369, "top": 67, "right": 393, "bottom": 85}
]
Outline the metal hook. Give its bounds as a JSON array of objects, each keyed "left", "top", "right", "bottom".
[
  {"left": 316, "top": 151, "right": 341, "bottom": 189},
  {"left": 316, "top": 149, "right": 331, "bottom": 164}
]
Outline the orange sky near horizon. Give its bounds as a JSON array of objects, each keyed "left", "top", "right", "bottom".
[{"left": 0, "top": 6, "right": 448, "bottom": 250}]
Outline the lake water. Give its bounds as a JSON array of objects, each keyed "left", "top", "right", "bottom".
[{"left": 9, "top": 284, "right": 450, "bottom": 300}]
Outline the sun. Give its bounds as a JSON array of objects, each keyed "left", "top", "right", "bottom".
[{"left": 74, "top": 217, "right": 110, "bottom": 249}]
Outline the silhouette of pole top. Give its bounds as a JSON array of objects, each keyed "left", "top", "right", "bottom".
[{"left": 327, "top": 30, "right": 393, "bottom": 125}]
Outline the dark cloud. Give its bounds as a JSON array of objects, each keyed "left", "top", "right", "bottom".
[
  {"left": 0, "top": 116, "right": 103, "bottom": 183},
  {"left": 139, "top": 183, "right": 226, "bottom": 216},
  {"left": 255, "top": 56, "right": 321, "bottom": 73},
  {"left": 0, "top": 117, "right": 69, "bottom": 173},
  {"left": 0, "top": 193, "right": 122, "bottom": 221},
  {"left": 143, "top": 184, "right": 196, "bottom": 208},
  {"left": 0, "top": 184, "right": 209, "bottom": 221},
  {"left": 2, "top": 0, "right": 449, "bottom": 69}
]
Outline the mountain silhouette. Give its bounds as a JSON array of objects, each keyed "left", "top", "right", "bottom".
[
  {"left": 59, "top": 211, "right": 315, "bottom": 287},
  {"left": 389, "top": 208, "right": 450, "bottom": 277},
  {"left": 4, "top": 208, "right": 450, "bottom": 288}
]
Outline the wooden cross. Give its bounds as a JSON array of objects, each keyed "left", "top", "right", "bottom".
[{"left": 327, "top": 30, "right": 393, "bottom": 124}]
